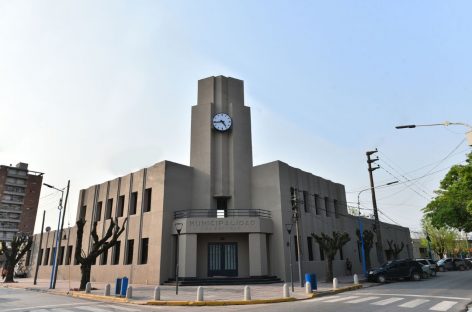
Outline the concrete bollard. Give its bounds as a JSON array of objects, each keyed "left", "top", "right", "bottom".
[
  {"left": 196, "top": 286, "right": 204, "bottom": 302},
  {"left": 126, "top": 286, "right": 133, "bottom": 299},
  {"left": 353, "top": 274, "right": 359, "bottom": 285},
  {"left": 305, "top": 281, "right": 312, "bottom": 294},
  {"left": 283, "top": 283, "right": 290, "bottom": 298},
  {"left": 333, "top": 277, "right": 338, "bottom": 289},
  {"left": 154, "top": 286, "right": 161, "bottom": 300},
  {"left": 244, "top": 286, "right": 251, "bottom": 301},
  {"left": 104, "top": 284, "right": 110, "bottom": 296},
  {"left": 85, "top": 282, "right": 91, "bottom": 294}
]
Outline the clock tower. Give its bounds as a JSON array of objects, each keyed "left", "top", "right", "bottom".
[{"left": 190, "top": 76, "right": 253, "bottom": 212}]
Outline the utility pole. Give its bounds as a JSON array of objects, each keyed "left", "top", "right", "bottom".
[
  {"left": 52, "top": 180, "right": 70, "bottom": 289},
  {"left": 290, "top": 188, "right": 304, "bottom": 288},
  {"left": 33, "top": 210, "right": 46, "bottom": 285},
  {"left": 366, "top": 149, "right": 384, "bottom": 265}
]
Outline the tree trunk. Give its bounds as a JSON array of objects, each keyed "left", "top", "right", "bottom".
[
  {"left": 80, "top": 263, "right": 91, "bottom": 290},
  {"left": 365, "top": 252, "right": 372, "bottom": 270},
  {"left": 326, "top": 258, "right": 334, "bottom": 282},
  {"left": 3, "top": 262, "right": 15, "bottom": 283}
]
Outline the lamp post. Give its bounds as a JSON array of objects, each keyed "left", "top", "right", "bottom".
[
  {"left": 285, "top": 223, "right": 294, "bottom": 292},
  {"left": 357, "top": 180, "right": 398, "bottom": 275},
  {"left": 174, "top": 222, "right": 183, "bottom": 295},
  {"left": 43, "top": 182, "right": 70, "bottom": 289},
  {"left": 396, "top": 121, "right": 472, "bottom": 146}
]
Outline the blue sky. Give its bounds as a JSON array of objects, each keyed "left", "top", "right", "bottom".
[{"left": 0, "top": 1, "right": 471, "bottom": 233}]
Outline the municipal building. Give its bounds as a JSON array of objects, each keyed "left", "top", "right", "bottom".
[{"left": 30, "top": 76, "right": 411, "bottom": 284}]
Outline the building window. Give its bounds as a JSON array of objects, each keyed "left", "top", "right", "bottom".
[
  {"left": 290, "top": 187, "right": 296, "bottom": 209},
  {"left": 339, "top": 247, "right": 344, "bottom": 260},
  {"left": 100, "top": 249, "right": 108, "bottom": 265},
  {"left": 139, "top": 238, "right": 149, "bottom": 265},
  {"left": 58, "top": 246, "right": 65, "bottom": 265},
  {"left": 130, "top": 192, "right": 138, "bottom": 215},
  {"left": 307, "top": 237, "right": 314, "bottom": 261},
  {"left": 105, "top": 198, "right": 113, "bottom": 220},
  {"left": 112, "top": 242, "right": 121, "bottom": 265},
  {"left": 334, "top": 199, "right": 339, "bottom": 218},
  {"left": 117, "top": 195, "right": 125, "bottom": 217},
  {"left": 314, "top": 194, "right": 320, "bottom": 215},
  {"left": 324, "top": 197, "right": 330, "bottom": 217},
  {"left": 79, "top": 205, "right": 86, "bottom": 219},
  {"left": 65, "top": 246, "right": 73, "bottom": 265},
  {"left": 319, "top": 244, "right": 325, "bottom": 261},
  {"left": 38, "top": 249, "right": 43, "bottom": 266},
  {"left": 50, "top": 248, "right": 55, "bottom": 265},
  {"left": 25, "top": 249, "right": 32, "bottom": 266},
  {"left": 143, "top": 188, "right": 152, "bottom": 213},
  {"left": 216, "top": 197, "right": 228, "bottom": 218},
  {"left": 125, "top": 239, "right": 134, "bottom": 264},
  {"left": 303, "top": 191, "right": 309, "bottom": 213},
  {"left": 294, "top": 235, "right": 299, "bottom": 262},
  {"left": 95, "top": 201, "right": 103, "bottom": 221}
]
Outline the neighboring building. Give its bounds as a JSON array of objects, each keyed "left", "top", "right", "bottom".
[
  {"left": 30, "top": 76, "right": 411, "bottom": 284},
  {"left": 0, "top": 163, "right": 43, "bottom": 241}
]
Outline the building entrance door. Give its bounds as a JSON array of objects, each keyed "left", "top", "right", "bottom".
[{"left": 208, "top": 243, "right": 238, "bottom": 277}]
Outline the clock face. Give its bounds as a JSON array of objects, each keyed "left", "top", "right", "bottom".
[{"left": 212, "top": 113, "right": 232, "bottom": 131}]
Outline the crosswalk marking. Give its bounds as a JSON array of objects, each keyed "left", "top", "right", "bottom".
[
  {"left": 345, "top": 296, "right": 380, "bottom": 303},
  {"left": 303, "top": 295, "right": 341, "bottom": 302},
  {"left": 102, "top": 305, "right": 140, "bottom": 311},
  {"left": 30, "top": 310, "right": 49, "bottom": 312},
  {"left": 50, "top": 309, "right": 75, "bottom": 312},
  {"left": 323, "top": 295, "right": 359, "bottom": 303},
  {"left": 75, "top": 307, "right": 113, "bottom": 312},
  {"left": 371, "top": 297, "right": 404, "bottom": 306},
  {"left": 399, "top": 299, "right": 430, "bottom": 308},
  {"left": 430, "top": 301, "right": 458, "bottom": 311}
]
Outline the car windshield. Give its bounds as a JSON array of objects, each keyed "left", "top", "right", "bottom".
[{"left": 437, "top": 259, "right": 446, "bottom": 264}]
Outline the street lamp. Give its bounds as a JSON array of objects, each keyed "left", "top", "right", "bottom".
[
  {"left": 357, "top": 180, "right": 398, "bottom": 275},
  {"left": 174, "top": 222, "right": 183, "bottom": 295},
  {"left": 285, "top": 223, "right": 294, "bottom": 292},
  {"left": 396, "top": 121, "right": 472, "bottom": 146},
  {"left": 43, "top": 182, "right": 70, "bottom": 290}
]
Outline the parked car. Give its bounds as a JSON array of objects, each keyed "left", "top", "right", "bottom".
[
  {"left": 437, "top": 258, "right": 467, "bottom": 271},
  {"left": 415, "top": 259, "right": 437, "bottom": 277},
  {"left": 464, "top": 258, "right": 472, "bottom": 270},
  {"left": 368, "top": 259, "right": 424, "bottom": 283}
]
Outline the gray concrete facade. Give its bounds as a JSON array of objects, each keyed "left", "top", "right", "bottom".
[{"left": 29, "top": 76, "right": 411, "bottom": 285}]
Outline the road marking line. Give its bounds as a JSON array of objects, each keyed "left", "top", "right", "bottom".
[
  {"left": 345, "top": 296, "right": 380, "bottom": 303},
  {"left": 371, "top": 297, "right": 404, "bottom": 305},
  {"left": 29, "top": 310, "right": 50, "bottom": 312},
  {"left": 399, "top": 299, "right": 430, "bottom": 308},
  {"left": 102, "top": 305, "right": 140, "bottom": 311},
  {"left": 303, "top": 295, "right": 341, "bottom": 302},
  {"left": 50, "top": 309, "right": 75, "bottom": 312},
  {"left": 429, "top": 301, "right": 458, "bottom": 311},
  {"left": 3, "top": 303, "right": 93, "bottom": 312},
  {"left": 323, "top": 296, "right": 359, "bottom": 303},
  {"left": 75, "top": 306, "right": 112, "bottom": 312},
  {"left": 359, "top": 292, "right": 471, "bottom": 301}
]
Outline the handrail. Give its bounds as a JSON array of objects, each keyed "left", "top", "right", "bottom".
[{"left": 174, "top": 209, "right": 271, "bottom": 219}]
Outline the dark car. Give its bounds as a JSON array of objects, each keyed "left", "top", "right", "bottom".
[
  {"left": 437, "top": 258, "right": 467, "bottom": 271},
  {"left": 368, "top": 259, "right": 423, "bottom": 283}
]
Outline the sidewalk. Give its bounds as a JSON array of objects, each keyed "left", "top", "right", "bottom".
[{"left": 1, "top": 276, "right": 373, "bottom": 304}]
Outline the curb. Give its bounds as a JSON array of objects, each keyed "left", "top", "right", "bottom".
[{"left": 2, "top": 283, "right": 363, "bottom": 306}]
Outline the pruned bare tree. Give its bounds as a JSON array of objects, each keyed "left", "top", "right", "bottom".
[
  {"left": 387, "top": 240, "right": 405, "bottom": 260},
  {"left": 1, "top": 234, "right": 32, "bottom": 283},
  {"left": 312, "top": 231, "right": 351, "bottom": 282},
  {"left": 75, "top": 217, "right": 127, "bottom": 290}
]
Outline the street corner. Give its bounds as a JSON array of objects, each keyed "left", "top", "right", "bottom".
[{"left": 68, "top": 291, "right": 130, "bottom": 304}]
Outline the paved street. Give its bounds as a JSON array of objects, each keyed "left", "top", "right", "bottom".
[{"left": 1, "top": 271, "right": 471, "bottom": 312}]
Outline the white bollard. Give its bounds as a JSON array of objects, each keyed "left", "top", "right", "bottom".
[
  {"left": 154, "top": 286, "right": 161, "bottom": 300},
  {"left": 244, "top": 286, "right": 251, "bottom": 301},
  {"left": 196, "top": 286, "right": 204, "bottom": 302},
  {"left": 283, "top": 283, "right": 290, "bottom": 298},
  {"left": 305, "top": 281, "right": 312, "bottom": 294},
  {"left": 353, "top": 274, "right": 359, "bottom": 285},
  {"left": 126, "top": 286, "right": 133, "bottom": 299},
  {"left": 85, "top": 282, "right": 91, "bottom": 294},
  {"left": 333, "top": 277, "right": 338, "bottom": 289},
  {"left": 104, "top": 284, "right": 110, "bottom": 296}
]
